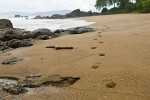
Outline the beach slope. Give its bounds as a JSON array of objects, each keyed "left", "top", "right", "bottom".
[{"left": 0, "top": 14, "right": 150, "bottom": 100}]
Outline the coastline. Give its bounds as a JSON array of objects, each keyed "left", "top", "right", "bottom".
[{"left": 0, "top": 14, "right": 150, "bottom": 100}]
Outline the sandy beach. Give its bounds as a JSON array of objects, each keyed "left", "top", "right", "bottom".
[{"left": 0, "top": 14, "right": 150, "bottom": 100}]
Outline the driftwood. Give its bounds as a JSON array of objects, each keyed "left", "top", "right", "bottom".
[
  {"left": 46, "top": 46, "right": 74, "bottom": 50},
  {"left": 46, "top": 46, "right": 55, "bottom": 48},
  {"left": 55, "top": 46, "right": 73, "bottom": 50}
]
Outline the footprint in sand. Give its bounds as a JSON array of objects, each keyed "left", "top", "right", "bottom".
[
  {"left": 98, "top": 53, "right": 106, "bottom": 56},
  {"left": 97, "top": 34, "right": 102, "bottom": 37},
  {"left": 93, "top": 38, "right": 97, "bottom": 40},
  {"left": 106, "top": 82, "right": 116, "bottom": 88},
  {"left": 98, "top": 42, "right": 104, "bottom": 44},
  {"left": 91, "top": 47, "right": 98, "bottom": 49},
  {"left": 92, "top": 63, "right": 101, "bottom": 69},
  {"left": 134, "top": 34, "right": 138, "bottom": 35},
  {"left": 101, "top": 25, "right": 110, "bottom": 32}
]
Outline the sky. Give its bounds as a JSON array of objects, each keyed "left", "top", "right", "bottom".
[{"left": 0, "top": 0, "right": 97, "bottom": 13}]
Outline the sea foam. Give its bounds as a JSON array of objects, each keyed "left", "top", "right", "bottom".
[{"left": 8, "top": 18, "right": 95, "bottom": 31}]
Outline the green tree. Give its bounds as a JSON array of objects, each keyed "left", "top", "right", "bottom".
[
  {"left": 95, "top": 0, "right": 130, "bottom": 10},
  {"left": 108, "top": 0, "right": 118, "bottom": 8},
  {"left": 141, "top": 0, "right": 150, "bottom": 13},
  {"left": 95, "top": 0, "right": 109, "bottom": 10},
  {"left": 136, "top": 0, "right": 150, "bottom": 13},
  {"left": 117, "top": 0, "right": 130, "bottom": 9}
]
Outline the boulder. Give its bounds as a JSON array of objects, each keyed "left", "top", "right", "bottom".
[
  {"left": 36, "top": 35, "right": 50, "bottom": 40},
  {"left": 52, "top": 29, "right": 69, "bottom": 38},
  {"left": 0, "top": 19, "right": 13, "bottom": 29},
  {"left": 3, "top": 29, "right": 23, "bottom": 41},
  {"left": 53, "top": 29, "right": 65, "bottom": 33},
  {"left": 32, "top": 28, "right": 52, "bottom": 38},
  {"left": 6, "top": 39, "right": 33, "bottom": 48},
  {"left": 0, "top": 29, "right": 7, "bottom": 40},
  {"left": 0, "top": 41, "right": 9, "bottom": 51},
  {"left": 22, "top": 31, "right": 34, "bottom": 39},
  {"left": 69, "top": 27, "right": 95, "bottom": 34}
]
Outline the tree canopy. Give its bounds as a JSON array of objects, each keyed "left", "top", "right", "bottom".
[{"left": 95, "top": 0, "right": 150, "bottom": 13}]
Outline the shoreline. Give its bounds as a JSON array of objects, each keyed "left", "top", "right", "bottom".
[
  {"left": 0, "top": 14, "right": 150, "bottom": 100},
  {"left": 8, "top": 17, "right": 96, "bottom": 31}
]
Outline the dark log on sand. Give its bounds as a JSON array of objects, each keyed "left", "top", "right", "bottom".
[
  {"left": 46, "top": 46, "right": 55, "bottom": 48},
  {"left": 55, "top": 46, "right": 73, "bottom": 50}
]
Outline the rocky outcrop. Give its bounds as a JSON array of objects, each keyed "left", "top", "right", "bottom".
[
  {"left": 22, "top": 31, "right": 34, "bottom": 39},
  {"left": 6, "top": 39, "right": 33, "bottom": 48},
  {"left": 3, "top": 29, "right": 23, "bottom": 41},
  {"left": 0, "top": 39, "right": 33, "bottom": 51},
  {"left": 0, "top": 19, "right": 95, "bottom": 51},
  {"left": 50, "top": 14, "right": 65, "bottom": 19},
  {"left": 32, "top": 28, "right": 52, "bottom": 39},
  {"left": 0, "top": 41, "right": 9, "bottom": 51},
  {"left": 0, "top": 19, "right": 13, "bottom": 29},
  {"left": 33, "top": 9, "right": 100, "bottom": 19},
  {"left": 69, "top": 27, "right": 95, "bottom": 34},
  {"left": 53, "top": 27, "right": 95, "bottom": 35},
  {"left": 36, "top": 35, "right": 50, "bottom": 40},
  {"left": 2, "top": 85, "right": 28, "bottom": 95}
]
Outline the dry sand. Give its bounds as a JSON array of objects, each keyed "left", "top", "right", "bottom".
[{"left": 0, "top": 14, "right": 150, "bottom": 100}]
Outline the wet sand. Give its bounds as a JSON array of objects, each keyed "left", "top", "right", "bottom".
[{"left": 0, "top": 14, "right": 150, "bottom": 100}]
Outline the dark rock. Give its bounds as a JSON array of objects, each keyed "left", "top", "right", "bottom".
[
  {"left": 52, "top": 27, "right": 95, "bottom": 36},
  {"left": 32, "top": 28, "right": 52, "bottom": 38},
  {"left": 2, "top": 57, "right": 24, "bottom": 65},
  {"left": 69, "top": 27, "right": 95, "bottom": 34},
  {"left": 36, "top": 35, "right": 50, "bottom": 40},
  {"left": 22, "top": 31, "right": 34, "bottom": 39},
  {"left": 3, "top": 29, "right": 23, "bottom": 41},
  {"left": 50, "top": 14, "right": 65, "bottom": 19},
  {"left": 33, "top": 15, "right": 51, "bottom": 19},
  {"left": 53, "top": 29, "right": 65, "bottom": 34},
  {"left": 106, "top": 82, "right": 116, "bottom": 88},
  {"left": 34, "top": 9, "right": 100, "bottom": 19},
  {"left": 0, "top": 41, "right": 9, "bottom": 51},
  {"left": 3, "top": 85, "right": 28, "bottom": 95},
  {"left": 51, "top": 32, "right": 63, "bottom": 38},
  {"left": 0, "top": 19, "right": 13, "bottom": 29},
  {"left": 6, "top": 39, "right": 33, "bottom": 48},
  {"left": 14, "top": 15, "right": 21, "bottom": 18},
  {"left": 20, "top": 75, "right": 42, "bottom": 88},
  {"left": 0, "top": 35, "right": 3, "bottom": 40},
  {"left": 0, "top": 29, "right": 6, "bottom": 40}
]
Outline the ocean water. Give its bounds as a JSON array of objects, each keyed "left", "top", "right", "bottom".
[{"left": 7, "top": 18, "right": 95, "bottom": 31}]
